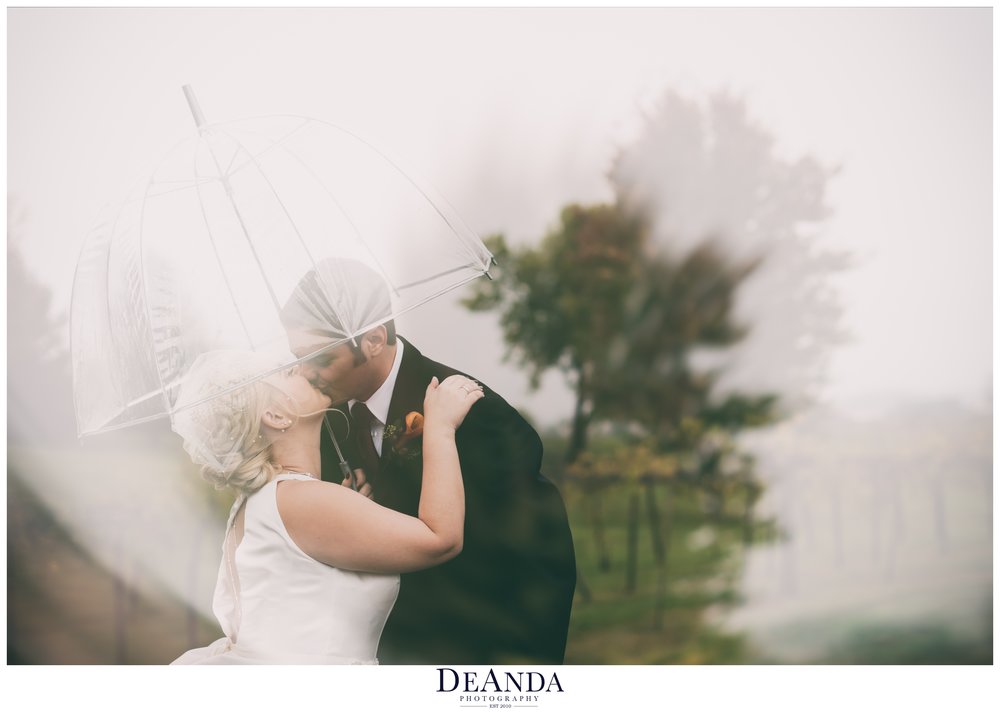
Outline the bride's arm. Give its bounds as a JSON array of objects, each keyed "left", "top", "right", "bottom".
[{"left": 278, "top": 375, "right": 482, "bottom": 574}]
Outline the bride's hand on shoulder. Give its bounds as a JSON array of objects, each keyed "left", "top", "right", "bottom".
[{"left": 423, "top": 375, "right": 484, "bottom": 432}]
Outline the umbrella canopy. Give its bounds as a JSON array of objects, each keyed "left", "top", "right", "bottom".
[{"left": 71, "top": 91, "right": 493, "bottom": 437}]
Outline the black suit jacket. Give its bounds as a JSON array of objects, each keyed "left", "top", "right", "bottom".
[{"left": 320, "top": 337, "right": 576, "bottom": 664}]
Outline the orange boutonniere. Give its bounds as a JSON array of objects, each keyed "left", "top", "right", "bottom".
[
  {"left": 399, "top": 411, "right": 424, "bottom": 447},
  {"left": 383, "top": 411, "right": 424, "bottom": 462}
]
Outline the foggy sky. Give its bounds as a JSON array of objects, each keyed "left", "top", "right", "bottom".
[{"left": 6, "top": 7, "right": 992, "bottom": 425}]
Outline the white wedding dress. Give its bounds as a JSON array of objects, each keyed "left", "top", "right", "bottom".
[{"left": 172, "top": 473, "right": 400, "bottom": 665}]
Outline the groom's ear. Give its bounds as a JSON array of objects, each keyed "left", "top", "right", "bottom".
[{"left": 362, "top": 325, "right": 387, "bottom": 359}]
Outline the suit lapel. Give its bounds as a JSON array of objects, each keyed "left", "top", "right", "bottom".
[
  {"left": 386, "top": 337, "right": 428, "bottom": 428},
  {"left": 376, "top": 337, "right": 427, "bottom": 514}
]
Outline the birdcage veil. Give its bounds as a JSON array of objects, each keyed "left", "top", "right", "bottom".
[{"left": 171, "top": 349, "right": 290, "bottom": 493}]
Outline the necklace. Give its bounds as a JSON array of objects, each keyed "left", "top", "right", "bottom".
[{"left": 276, "top": 468, "right": 319, "bottom": 480}]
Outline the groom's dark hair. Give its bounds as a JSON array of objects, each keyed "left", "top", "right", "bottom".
[{"left": 280, "top": 258, "right": 397, "bottom": 362}]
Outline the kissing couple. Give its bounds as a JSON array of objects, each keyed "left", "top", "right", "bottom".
[{"left": 171, "top": 258, "right": 577, "bottom": 665}]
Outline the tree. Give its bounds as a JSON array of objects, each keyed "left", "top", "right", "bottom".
[
  {"left": 465, "top": 202, "right": 775, "bottom": 601},
  {"left": 464, "top": 203, "right": 647, "bottom": 464},
  {"left": 464, "top": 204, "right": 770, "bottom": 464},
  {"left": 464, "top": 89, "right": 842, "bottom": 634}
]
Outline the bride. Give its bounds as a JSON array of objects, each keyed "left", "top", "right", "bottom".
[{"left": 170, "top": 349, "right": 483, "bottom": 664}]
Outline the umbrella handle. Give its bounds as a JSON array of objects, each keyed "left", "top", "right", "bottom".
[{"left": 339, "top": 460, "right": 357, "bottom": 491}]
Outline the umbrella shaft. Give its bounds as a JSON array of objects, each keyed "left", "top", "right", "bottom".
[{"left": 324, "top": 416, "right": 357, "bottom": 491}]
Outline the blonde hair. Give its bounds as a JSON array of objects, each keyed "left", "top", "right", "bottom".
[{"left": 172, "top": 351, "right": 287, "bottom": 495}]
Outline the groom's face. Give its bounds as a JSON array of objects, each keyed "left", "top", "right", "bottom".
[{"left": 288, "top": 336, "right": 365, "bottom": 405}]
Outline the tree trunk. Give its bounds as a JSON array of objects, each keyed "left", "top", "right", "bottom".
[
  {"left": 705, "top": 483, "right": 725, "bottom": 522},
  {"left": 644, "top": 480, "right": 668, "bottom": 628},
  {"left": 588, "top": 488, "right": 612, "bottom": 572},
  {"left": 564, "top": 368, "right": 591, "bottom": 466},
  {"left": 742, "top": 480, "right": 757, "bottom": 546},
  {"left": 645, "top": 480, "right": 666, "bottom": 565},
  {"left": 624, "top": 490, "right": 640, "bottom": 594}
]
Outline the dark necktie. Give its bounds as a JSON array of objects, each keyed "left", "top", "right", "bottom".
[{"left": 350, "top": 401, "right": 381, "bottom": 487}]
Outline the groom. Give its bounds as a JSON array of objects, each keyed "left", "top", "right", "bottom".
[{"left": 280, "top": 259, "right": 576, "bottom": 664}]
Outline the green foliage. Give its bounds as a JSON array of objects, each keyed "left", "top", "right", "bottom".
[
  {"left": 566, "top": 439, "right": 677, "bottom": 485},
  {"left": 464, "top": 201, "right": 777, "bottom": 465},
  {"left": 466, "top": 203, "right": 647, "bottom": 391},
  {"left": 590, "top": 242, "right": 763, "bottom": 434}
]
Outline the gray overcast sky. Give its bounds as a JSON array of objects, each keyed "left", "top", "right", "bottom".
[{"left": 7, "top": 7, "right": 992, "bottom": 425}]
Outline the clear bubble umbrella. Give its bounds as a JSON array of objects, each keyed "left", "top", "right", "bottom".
[{"left": 71, "top": 86, "right": 493, "bottom": 446}]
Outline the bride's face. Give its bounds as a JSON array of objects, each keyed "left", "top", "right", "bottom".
[{"left": 266, "top": 366, "right": 332, "bottom": 419}]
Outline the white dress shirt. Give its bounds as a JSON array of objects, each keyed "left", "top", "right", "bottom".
[{"left": 348, "top": 339, "right": 404, "bottom": 456}]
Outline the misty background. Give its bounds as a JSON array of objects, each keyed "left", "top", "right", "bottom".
[{"left": 7, "top": 7, "right": 992, "bottom": 665}]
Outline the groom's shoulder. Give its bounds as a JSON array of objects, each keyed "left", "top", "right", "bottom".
[
  {"left": 401, "top": 337, "right": 535, "bottom": 433},
  {"left": 399, "top": 336, "right": 474, "bottom": 386}
]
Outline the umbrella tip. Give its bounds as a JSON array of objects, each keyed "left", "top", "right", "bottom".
[{"left": 182, "top": 85, "right": 207, "bottom": 129}]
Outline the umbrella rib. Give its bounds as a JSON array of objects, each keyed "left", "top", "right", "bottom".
[
  {"left": 103, "top": 215, "right": 126, "bottom": 402},
  {"left": 222, "top": 141, "right": 241, "bottom": 179},
  {"left": 167, "top": 359, "right": 303, "bottom": 419},
  {"left": 76, "top": 131, "right": 205, "bottom": 434},
  {"left": 142, "top": 177, "right": 218, "bottom": 198},
  {"left": 198, "top": 129, "right": 284, "bottom": 315},
  {"left": 78, "top": 409, "right": 172, "bottom": 437},
  {"left": 76, "top": 116, "right": 494, "bottom": 436},
  {"left": 424, "top": 187, "right": 495, "bottom": 267},
  {"left": 148, "top": 177, "right": 216, "bottom": 186},
  {"left": 191, "top": 138, "right": 258, "bottom": 351},
  {"left": 220, "top": 116, "right": 495, "bottom": 294},
  {"left": 220, "top": 124, "right": 401, "bottom": 346},
  {"left": 394, "top": 264, "right": 479, "bottom": 291},
  {"left": 215, "top": 125, "right": 322, "bottom": 269},
  {"left": 219, "top": 125, "right": 382, "bottom": 301},
  {"left": 69, "top": 217, "right": 119, "bottom": 436},
  {"left": 107, "top": 163, "right": 169, "bottom": 420},
  {"left": 291, "top": 272, "right": 490, "bottom": 356},
  {"left": 390, "top": 271, "right": 491, "bottom": 326},
  {"left": 137, "top": 157, "right": 179, "bottom": 417},
  {"left": 302, "top": 115, "right": 491, "bottom": 268},
  {"left": 229, "top": 120, "right": 400, "bottom": 297},
  {"left": 121, "top": 388, "right": 166, "bottom": 411},
  {"left": 70, "top": 387, "right": 160, "bottom": 437},
  {"left": 220, "top": 117, "right": 312, "bottom": 180},
  {"left": 223, "top": 119, "right": 495, "bottom": 344}
]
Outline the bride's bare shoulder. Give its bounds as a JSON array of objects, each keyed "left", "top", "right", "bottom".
[
  {"left": 272, "top": 477, "right": 388, "bottom": 569},
  {"left": 273, "top": 478, "right": 367, "bottom": 525}
]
